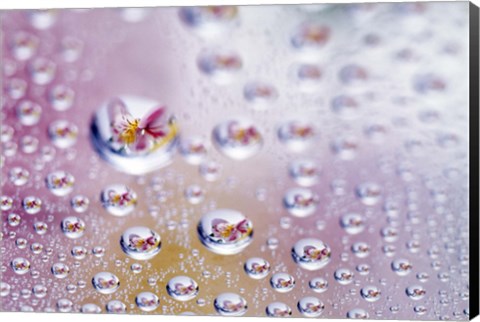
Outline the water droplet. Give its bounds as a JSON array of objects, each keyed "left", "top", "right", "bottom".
[
  {"left": 46, "top": 171, "right": 75, "bottom": 196},
  {"left": 309, "top": 277, "right": 329, "bottom": 293},
  {"left": 91, "top": 96, "right": 178, "bottom": 174},
  {"left": 289, "top": 159, "right": 319, "bottom": 187},
  {"left": 334, "top": 268, "right": 355, "bottom": 285},
  {"left": 8, "top": 213, "right": 22, "bottom": 227},
  {"left": 351, "top": 242, "right": 371, "bottom": 258},
  {"left": 266, "top": 302, "right": 292, "bottom": 317},
  {"left": 135, "top": 292, "right": 160, "bottom": 312},
  {"left": 292, "top": 238, "right": 331, "bottom": 270},
  {"left": 197, "top": 209, "right": 253, "bottom": 255},
  {"left": 381, "top": 226, "right": 399, "bottom": 242},
  {"left": 406, "top": 285, "right": 426, "bottom": 300},
  {"left": 331, "top": 136, "right": 359, "bottom": 160},
  {"left": 270, "top": 273, "right": 295, "bottom": 293},
  {"left": 283, "top": 188, "right": 319, "bottom": 217},
  {"left": 1, "top": 196, "right": 13, "bottom": 211},
  {"left": 29, "top": 57, "right": 56, "bottom": 85},
  {"left": 179, "top": 137, "right": 208, "bottom": 165},
  {"left": 9, "top": 167, "right": 30, "bottom": 186},
  {"left": 119, "top": 8, "right": 148, "bottom": 23},
  {"left": 101, "top": 184, "right": 137, "bottom": 216},
  {"left": 179, "top": 6, "right": 238, "bottom": 38},
  {"left": 243, "top": 82, "right": 278, "bottom": 109},
  {"left": 414, "top": 305, "right": 427, "bottom": 315},
  {"left": 16, "top": 100, "right": 42, "bottom": 126},
  {"left": 244, "top": 257, "right": 270, "bottom": 279},
  {"left": 347, "top": 308, "right": 370, "bottom": 319},
  {"left": 166, "top": 276, "right": 199, "bottom": 301},
  {"left": 1, "top": 125, "right": 15, "bottom": 143},
  {"left": 71, "top": 195, "right": 89, "bottom": 213},
  {"left": 131, "top": 263, "right": 142, "bottom": 274},
  {"left": 340, "top": 213, "right": 366, "bottom": 235},
  {"left": 339, "top": 64, "right": 369, "bottom": 85},
  {"left": 277, "top": 120, "right": 316, "bottom": 152},
  {"left": 291, "top": 22, "right": 330, "bottom": 52},
  {"left": 414, "top": 73, "right": 446, "bottom": 94},
  {"left": 71, "top": 246, "right": 88, "bottom": 260},
  {"left": 32, "top": 284, "right": 48, "bottom": 298},
  {"left": 391, "top": 258, "right": 413, "bottom": 276},
  {"left": 212, "top": 119, "right": 263, "bottom": 160},
  {"left": 199, "top": 160, "right": 221, "bottom": 181},
  {"left": 297, "top": 296, "right": 324, "bottom": 317},
  {"left": 28, "top": 10, "right": 57, "bottom": 30},
  {"left": 20, "top": 135, "right": 39, "bottom": 154},
  {"left": 33, "top": 221, "right": 48, "bottom": 235},
  {"left": 61, "top": 216, "right": 86, "bottom": 239},
  {"left": 81, "top": 303, "right": 101, "bottom": 314},
  {"left": 106, "top": 300, "right": 127, "bottom": 314},
  {"left": 357, "top": 184, "right": 382, "bottom": 208},
  {"left": 11, "top": 257, "right": 31, "bottom": 275},
  {"left": 6, "top": 78, "right": 28, "bottom": 99},
  {"left": 1, "top": 282, "right": 11, "bottom": 297},
  {"left": 11, "top": 31, "right": 39, "bottom": 61},
  {"left": 184, "top": 185, "right": 205, "bottom": 204},
  {"left": 360, "top": 285, "right": 381, "bottom": 302},
  {"left": 49, "top": 85, "right": 75, "bottom": 111},
  {"left": 48, "top": 120, "right": 78, "bottom": 149},
  {"left": 56, "top": 298, "right": 73, "bottom": 313},
  {"left": 61, "top": 36, "right": 83, "bottom": 62},
  {"left": 214, "top": 293, "right": 248, "bottom": 316},
  {"left": 331, "top": 95, "right": 360, "bottom": 118},
  {"left": 51, "top": 262, "right": 70, "bottom": 278},
  {"left": 120, "top": 226, "right": 161, "bottom": 260},
  {"left": 292, "top": 63, "right": 322, "bottom": 92},
  {"left": 198, "top": 49, "right": 242, "bottom": 84},
  {"left": 92, "top": 272, "right": 120, "bottom": 294}
]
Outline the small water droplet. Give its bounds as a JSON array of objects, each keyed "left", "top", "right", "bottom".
[
  {"left": 244, "top": 257, "right": 270, "bottom": 279},
  {"left": 270, "top": 273, "right": 295, "bottom": 293},
  {"left": 166, "top": 276, "right": 199, "bottom": 301},
  {"left": 101, "top": 184, "right": 137, "bottom": 216},
  {"left": 214, "top": 293, "right": 248, "bottom": 316},
  {"left": 297, "top": 296, "right": 324, "bottom": 317},
  {"left": 92, "top": 272, "right": 120, "bottom": 294},
  {"left": 212, "top": 119, "right": 263, "bottom": 160}
]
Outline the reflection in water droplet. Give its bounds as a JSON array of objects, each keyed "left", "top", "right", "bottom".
[
  {"left": 309, "top": 277, "right": 329, "bottom": 293},
  {"left": 391, "top": 258, "right": 413, "bottom": 276},
  {"left": 10, "top": 167, "right": 30, "bottom": 186},
  {"left": 106, "top": 300, "right": 127, "bottom": 314},
  {"left": 179, "top": 6, "right": 238, "bottom": 38},
  {"left": 61, "top": 216, "right": 86, "bottom": 239},
  {"left": 62, "top": 36, "right": 83, "bottom": 62},
  {"left": 361, "top": 285, "right": 381, "bottom": 302},
  {"left": 212, "top": 119, "right": 263, "bottom": 160},
  {"left": 28, "top": 10, "right": 57, "bottom": 30},
  {"left": 29, "top": 57, "right": 56, "bottom": 85},
  {"left": 198, "top": 49, "right": 242, "bottom": 84},
  {"left": 32, "top": 284, "right": 48, "bottom": 298},
  {"left": 214, "top": 293, "right": 248, "bottom": 316},
  {"left": 56, "top": 298, "right": 73, "bottom": 313},
  {"left": 199, "top": 160, "right": 221, "bottom": 181},
  {"left": 8, "top": 213, "right": 21, "bottom": 227},
  {"left": 278, "top": 120, "right": 315, "bottom": 152},
  {"left": 243, "top": 82, "right": 278, "bottom": 110},
  {"left": 331, "top": 136, "right": 359, "bottom": 160},
  {"left": 283, "top": 188, "right": 319, "bottom": 217},
  {"left": 291, "top": 23, "right": 330, "bottom": 52},
  {"left": 184, "top": 185, "right": 205, "bottom": 204},
  {"left": 51, "top": 262, "right": 70, "bottom": 279},
  {"left": 49, "top": 85, "right": 75, "bottom": 111},
  {"left": 1, "top": 196, "right": 13, "bottom": 211},
  {"left": 289, "top": 159, "right": 319, "bottom": 186},
  {"left": 197, "top": 209, "right": 253, "bottom": 255},
  {"left": 179, "top": 137, "right": 208, "bottom": 165},
  {"left": 6, "top": 78, "right": 28, "bottom": 100},
  {"left": 244, "top": 257, "right": 270, "bottom": 279},
  {"left": 11, "top": 31, "right": 39, "bottom": 61},
  {"left": 101, "top": 184, "right": 137, "bottom": 216},
  {"left": 81, "top": 303, "right": 102, "bottom": 313},
  {"left": 48, "top": 120, "right": 78, "bottom": 149},
  {"left": 270, "top": 273, "right": 295, "bottom": 293},
  {"left": 266, "top": 302, "right": 292, "bottom": 317},
  {"left": 22, "top": 196, "right": 42, "bottom": 215},
  {"left": 356, "top": 182, "right": 382, "bottom": 206},
  {"left": 11, "top": 257, "right": 31, "bottom": 275},
  {"left": 334, "top": 268, "right": 355, "bottom": 285},
  {"left": 406, "top": 285, "right": 426, "bottom": 300},
  {"left": 292, "top": 238, "right": 331, "bottom": 270},
  {"left": 297, "top": 296, "right": 324, "bottom": 317},
  {"left": 120, "top": 226, "right": 161, "bottom": 260},
  {"left": 71, "top": 195, "right": 89, "bottom": 213},
  {"left": 92, "top": 272, "right": 120, "bottom": 294},
  {"left": 351, "top": 242, "right": 371, "bottom": 258},
  {"left": 166, "top": 276, "right": 199, "bottom": 301},
  {"left": 339, "top": 64, "right": 369, "bottom": 85},
  {"left": 293, "top": 63, "right": 322, "bottom": 92},
  {"left": 46, "top": 171, "right": 75, "bottom": 196},
  {"left": 71, "top": 246, "right": 88, "bottom": 260},
  {"left": 16, "top": 100, "right": 42, "bottom": 126},
  {"left": 347, "top": 308, "right": 370, "bottom": 319},
  {"left": 135, "top": 292, "right": 160, "bottom": 312},
  {"left": 340, "top": 213, "right": 366, "bottom": 235}
]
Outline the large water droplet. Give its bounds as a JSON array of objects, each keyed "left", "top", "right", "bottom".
[
  {"left": 120, "top": 226, "right": 161, "bottom": 260},
  {"left": 297, "top": 296, "right": 324, "bottom": 317},
  {"left": 266, "top": 302, "right": 292, "bottom": 317},
  {"left": 391, "top": 258, "right": 413, "bottom": 276},
  {"left": 360, "top": 285, "right": 381, "bottom": 302},
  {"left": 309, "top": 277, "right": 329, "bottom": 293},
  {"left": 45, "top": 171, "right": 75, "bottom": 196},
  {"left": 92, "top": 272, "right": 120, "bottom": 294},
  {"left": 212, "top": 119, "right": 263, "bottom": 160},
  {"left": 283, "top": 188, "right": 319, "bottom": 217},
  {"left": 11, "top": 257, "right": 31, "bottom": 275},
  {"left": 270, "top": 273, "right": 295, "bottom": 293},
  {"left": 197, "top": 209, "right": 253, "bottom": 255},
  {"left": 22, "top": 196, "right": 42, "bottom": 215},
  {"left": 61, "top": 216, "right": 85, "bottom": 239},
  {"left": 135, "top": 292, "right": 160, "bottom": 312},
  {"left": 101, "top": 184, "right": 137, "bottom": 216},
  {"left": 166, "top": 276, "right": 199, "bottom": 301},
  {"left": 244, "top": 257, "right": 270, "bottom": 279},
  {"left": 292, "top": 238, "right": 331, "bottom": 270},
  {"left": 214, "top": 293, "right": 248, "bottom": 316},
  {"left": 406, "top": 285, "right": 426, "bottom": 300}
]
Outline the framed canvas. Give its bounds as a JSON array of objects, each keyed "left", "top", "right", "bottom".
[{"left": 1, "top": 1, "right": 479, "bottom": 321}]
